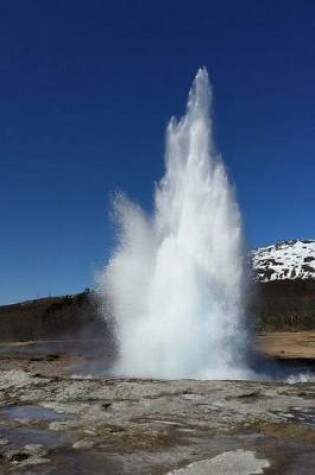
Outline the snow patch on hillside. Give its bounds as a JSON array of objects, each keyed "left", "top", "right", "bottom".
[{"left": 252, "top": 240, "right": 315, "bottom": 282}]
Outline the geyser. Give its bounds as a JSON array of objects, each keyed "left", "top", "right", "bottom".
[{"left": 98, "top": 68, "right": 253, "bottom": 379}]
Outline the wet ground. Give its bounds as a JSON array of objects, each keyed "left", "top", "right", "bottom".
[{"left": 0, "top": 340, "right": 314, "bottom": 474}]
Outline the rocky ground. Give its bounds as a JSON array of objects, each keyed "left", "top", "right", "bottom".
[{"left": 0, "top": 338, "right": 314, "bottom": 474}]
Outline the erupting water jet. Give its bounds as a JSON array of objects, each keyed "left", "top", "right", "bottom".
[{"left": 98, "top": 68, "right": 253, "bottom": 379}]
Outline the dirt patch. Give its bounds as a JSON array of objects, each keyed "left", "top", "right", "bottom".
[{"left": 256, "top": 331, "right": 315, "bottom": 359}]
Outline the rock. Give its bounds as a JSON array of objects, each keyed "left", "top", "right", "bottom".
[
  {"left": 5, "top": 449, "right": 31, "bottom": 463},
  {"left": 167, "top": 450, "right": 270, "bottom": 474},
  {"left": 84, "top": 429, "right": 97, "bottom": 436},
  {"left": 4, "top": 448, "right": 49, "bottom": 467},
  {"left": 24, "top": 443, "right": 47, "bottom": 455},
  {"left": 73, "top": 439, "right": 95, "bottom": 450}
]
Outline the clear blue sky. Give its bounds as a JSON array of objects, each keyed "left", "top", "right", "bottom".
[{"left": 1, "top": 1, "right": 314, "bottom": 304}]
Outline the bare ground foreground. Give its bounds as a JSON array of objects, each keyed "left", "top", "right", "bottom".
[{"left": 0, "top": 334, "right": 314, "bottom": 474}]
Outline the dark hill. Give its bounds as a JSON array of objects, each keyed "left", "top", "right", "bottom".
[
  {"left": 256, "top": 279, "right": 315, "bottom": 332},
  {"left": 0, "top": 290, "right": 107, "bottom": 342},
  {"left": 0, "top": 280, "right": 314, "bottom": 342}
]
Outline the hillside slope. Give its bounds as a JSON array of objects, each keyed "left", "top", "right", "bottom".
[
  {"left": 0, "top": 291, "right": 107, "bottom": 342},
  {"left": 256, "top": 279, "right": 315, "bottom": 332}
]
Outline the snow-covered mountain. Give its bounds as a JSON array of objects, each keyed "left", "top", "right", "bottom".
[{"left": 252, "top": 239, "right": 315, "bottom": 282}]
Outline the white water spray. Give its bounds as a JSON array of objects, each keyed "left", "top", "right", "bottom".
[{"left": 98, "top": 68, "right": 252, "bottom": 379}]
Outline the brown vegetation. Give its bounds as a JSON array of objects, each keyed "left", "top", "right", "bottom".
[
  {"left": 256, "top": 279, "right": 315, "bottom": 332},
  {"left": 0, "top": 290, "right": 107, "bottom": 342}
]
